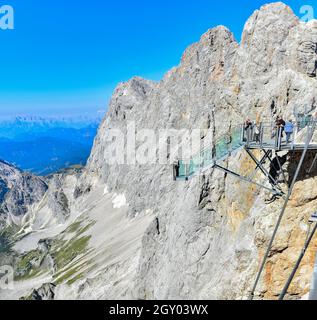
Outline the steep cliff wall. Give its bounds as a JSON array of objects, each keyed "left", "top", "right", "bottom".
[
  {"left": 0, "top": 161, "right": 47, "bottom": 227},
  {"left": 1, "top": 2, "right": 317, "bottom": 300},
  {"left": 86, "top": 2, "right": 317, "bottom": 300}
]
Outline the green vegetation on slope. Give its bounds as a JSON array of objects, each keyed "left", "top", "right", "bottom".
[{"left": 15, "top": 249, "right": 46, "bottom": 281}]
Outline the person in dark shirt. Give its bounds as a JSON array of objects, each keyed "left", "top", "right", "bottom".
[
  {"left": 275, "top": 116, "right": 286, "bottom": 147},
  {"left": 244, "top": 119, "right": 253, "bottom": 142}
]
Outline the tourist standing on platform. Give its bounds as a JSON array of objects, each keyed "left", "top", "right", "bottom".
[
  {"left": 275, "top": 116, "right": 286, "bottom": 147},
  {"left": 173, "top": 161, "right": 180, "bottom": 180},
  {"left": 253, "top": 115, "right": 261, "bottom": 143},
  {"left": 276, "top": 116, "right": 286, "bottom": 131},
  {"left": 254, "top": 123, "right": 261, "bottom": 143},
  {"left": 244, "top": 119, "right": 253, "bottom": 142},
  {"left": 285, "top": 120, "right": 294, "bottom": 144}
]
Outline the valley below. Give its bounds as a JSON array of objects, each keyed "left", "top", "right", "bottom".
[{"left": 1, "top": 2, "right": 317, "bottom": 300}]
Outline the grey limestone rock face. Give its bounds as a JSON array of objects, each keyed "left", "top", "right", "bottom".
[
  {"left": 85, "top": 2, "right": 317, "bottom": 299},
  {"left": 0, "top": 161, "right": 48, "bottom": 226},
  {"left": 2, "top": 2, "right": 317, "bottom": 300},
  {"left": 45, "top": 175, "right": 71, "bottom": 223},
  {"left": 29, "top": 283, "right": 56, "bottom": 301}
]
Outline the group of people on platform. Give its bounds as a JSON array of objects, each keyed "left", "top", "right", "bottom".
[
  {"left": 244, "top": 116, "right": 295, "bottom": 145},
  {"left": 273, "top": 116, "right": 295, "bottom": 144}
]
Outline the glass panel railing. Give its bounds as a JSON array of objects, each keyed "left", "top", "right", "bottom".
[
  {"left": 297, "top": 115, "right": 313, "bottom": 130},
  {"left": 200, "top": 148, "right": 213, "bottom": 168},
  {"left": 178, "top": 160, "right": 187, "bottom": 179},
  {"left": 261, "top": 124, "right": 274, "bottom": 145},
  {"left": 215, "top": 135, "right": 230, "bottom": 160},
  {"left": 189, "top": 154, "right": 201, "bottom": 176},
  {"left": 177, "top": 121, "right": 317, "bottom": 179},
  {"left": 230, "top": 126, "right": 244, "bottom": 151},
  {"left": 176, "top": 125, "right": 244, "bottom": 179},
  {"left": 312, "top": 125, "right": 317, "bottom": 144}
]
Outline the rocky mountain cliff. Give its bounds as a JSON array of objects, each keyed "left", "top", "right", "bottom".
[
  {"left": 1, "top": 2, "right": 317, "bottom": 300},
  {"left": 0, "top": 161, "right": 47, "bottom": 227}
]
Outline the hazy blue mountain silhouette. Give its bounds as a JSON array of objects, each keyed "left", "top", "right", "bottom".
[{"left": 0, "top": 117, "right": 100, "bottom": 175}]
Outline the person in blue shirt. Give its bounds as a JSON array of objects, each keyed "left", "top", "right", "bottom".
[{"left": 284, "top": 120, "right": 294, "bottom": 144}]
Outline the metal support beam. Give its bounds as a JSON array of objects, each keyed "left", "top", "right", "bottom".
[
  {"left": 248, "top": 150, "right": 271, "bottom": 181},
  {"left": 309, "top": 252, "right": 317, "bottom": 300},
  {"left": 279, "top": 222, "right": 317, "bottom": 300},
  {"left": 245, "top": 149, "right": 279, "bottom": 187},
  {"left": 274, "top": 152, "right": 288, "bottom": 186},
  {"left": 249, "top": 122, "right": 316, "bottom": 300},
  {"left": 308, "top": 153, "right": 317, "bottom": 175},
  {"left": 266, "top": 150, "right": 279, "bottom": 173},
  {"left": 213, "top": 164, "right": 282, "bottom": 196}
]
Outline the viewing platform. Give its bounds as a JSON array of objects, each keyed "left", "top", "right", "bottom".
[
  {"left": 246, "top": 121, "right": 317, "bottom": 151},
  {"left": 174, "top": 113, "right": 317, "bottom": 300},
  {"left": 174, "top": 117, "right": 317, "bottom": 182}
]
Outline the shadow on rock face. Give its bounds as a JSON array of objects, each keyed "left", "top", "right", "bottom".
[{"left": 287, "top": 151, "right": 317, "bottom": 185}]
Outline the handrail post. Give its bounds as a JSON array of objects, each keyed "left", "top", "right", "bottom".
[
  {"left": 260, "top": 123, "right": 264, "bottom": 148},
  {"left": 276, "top": 127, "right": 282, "bottom": 150},
  {"left": 247, "top": 127, "right": 251, "bottom": 148},
  {"left": 292, "top": 126, "right": 296, "bottom": 150},
  {"left": 279, "top": 127, "right": 282, "bottom": 150},
  {"left": 309, "top": 249, "right": 317, "bottom": 300},
  {"left": 173, "top": 162, "right": 177, "bottom": 181},
  {"left": 241, "top": 124, "right": 245, "bottom": 145}
]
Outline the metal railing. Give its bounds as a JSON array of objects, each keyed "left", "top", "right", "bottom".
[
  {"left": 176, "top": 125, "right": 244, "bottom": 180},
  {"left": 175, "top": 120, "right": 317, "bottom": 180},
  {"left": 243, "top": 120, "right": 317, "bottom": 150}
]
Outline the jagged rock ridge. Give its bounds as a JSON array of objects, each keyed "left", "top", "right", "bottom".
[
  {"left": 0, "top": 161, "right": 47, "bottom": 226},
  {"left": 1, "top": 2, "right": 317, "bottom": 300}
]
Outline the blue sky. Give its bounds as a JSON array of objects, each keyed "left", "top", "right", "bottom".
[{"left": 0, "top": 0, "right": 314, "bottom": 117}]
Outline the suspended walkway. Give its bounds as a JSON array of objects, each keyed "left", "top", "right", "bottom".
[
  {"left": 175, "top": 126, "right": 244, "bottom": 179},
  {"left": 174, "top": 114, "right": 317, "bottom": 300},
  {"left": 175, "top": 116, "right": 317, "bottom": 193}
]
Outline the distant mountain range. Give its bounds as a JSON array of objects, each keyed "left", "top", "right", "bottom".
[
  {"left": 0, "top": 115, "right": 102, "bottom": 139},
  {"left": 0, "top": 115, "right": 102, "bottom": 175}
]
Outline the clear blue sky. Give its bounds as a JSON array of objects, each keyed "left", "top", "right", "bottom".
[{"left": 0, "top": 0, "right": 314, "bottom": 117}]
